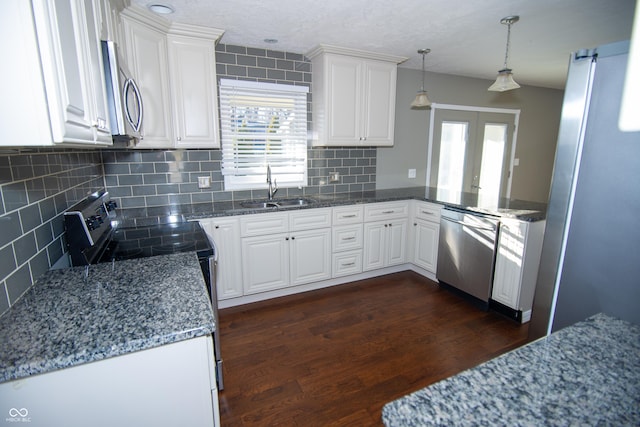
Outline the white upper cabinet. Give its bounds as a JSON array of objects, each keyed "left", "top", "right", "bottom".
[
  {"left": 120, "top": 7, "right": 173, "bottom": 148},
  {"left": 120, "top": 6, "right": 223, "bottom": 149},
  {"left": 1, "top": 0, "right": 112, "bottom": 146},
  {"left": 168, "top": 26, "right": 223, "bottom": 148},
  {"left": 307, "top": 45, "right": 406, "bottom": 147}
]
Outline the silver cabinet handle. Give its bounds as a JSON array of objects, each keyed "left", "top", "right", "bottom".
[
  {"left": 341, "top": 237, "right": 355, "bottom": 241},
  {"left": 341, "top": 214, "right": 357, "bottom": 218},
  {"left": 341, "top": 262, "right": 355, "bottom": 266},
  {"left": 420, "top": 210, "right": 434, "bottom": 215},
  {"left": 382, "top": 210, "right": 395, "bottom": 214}
]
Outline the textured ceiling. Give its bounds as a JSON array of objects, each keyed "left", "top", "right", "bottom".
[{"left": 133, "top": 0, "right": 637, "bottom": 89}]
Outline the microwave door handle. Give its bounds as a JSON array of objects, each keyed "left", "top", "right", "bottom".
[{"left": 123, "top": 78, "right": 143, "bottom": 132}]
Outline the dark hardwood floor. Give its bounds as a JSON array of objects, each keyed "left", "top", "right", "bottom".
[{"left": 217, "top": 271, "right": 531, "bottom": 426}]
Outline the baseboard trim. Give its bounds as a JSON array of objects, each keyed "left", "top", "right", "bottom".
[{"left": 218, "top": 263, "right": 432, "bottom": 309}]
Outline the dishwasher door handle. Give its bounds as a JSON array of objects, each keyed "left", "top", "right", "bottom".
[{"left": 441, "top": 215, "right": 497, "bottom": 231}]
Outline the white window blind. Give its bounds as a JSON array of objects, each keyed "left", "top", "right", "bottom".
[{"left": 219, "top": 79, "right": 309, "bottom": 191}]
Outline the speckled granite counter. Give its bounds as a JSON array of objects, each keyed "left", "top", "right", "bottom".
[
  {"left": 113, "top": 186, "right": 546, "bottom": 226},
  {"left": 0, "top": 252, "right": 214, "bottom": 384},
  {"left": 382, "top": 313, "right": 640, "bottom": 426}
]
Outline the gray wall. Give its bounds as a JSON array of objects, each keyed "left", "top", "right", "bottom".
[{"left": 378, "top": 68, "right": 565, "bottom": 203}]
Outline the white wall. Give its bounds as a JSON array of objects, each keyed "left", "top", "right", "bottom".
[{"left": 377, "top": 68, "right": 564, "bottom": 203}]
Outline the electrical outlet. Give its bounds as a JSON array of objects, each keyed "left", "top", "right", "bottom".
[
  {"left": 329, "top": 171, "right": 340, "bottom": 182},
  {"left": 408, "top": 168, "right": 417, "bottom": 179},
  {"left": 197, "top": 176, "right": 211, "bottom": 189}
]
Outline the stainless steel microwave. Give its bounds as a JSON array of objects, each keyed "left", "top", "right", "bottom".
[{"left": 100, "top": 40, "right": 143, "bottom": 144}]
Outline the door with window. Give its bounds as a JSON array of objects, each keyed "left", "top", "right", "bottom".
[{"left": 429, "top": 109, "right": 516, "bottom": 206}]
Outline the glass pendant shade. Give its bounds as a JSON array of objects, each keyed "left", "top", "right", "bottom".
[
  {"left": 411, "top": 91, "right": 431, "bottom": 108},
  {"left": 488, "top": 16, "right": 520, "bottom": 92},
  {"left": 488, "top": 69, "right": 520, "bottom": 92},
  {"left": 411, "top": 48, "right": 432, "bottom": 109}
]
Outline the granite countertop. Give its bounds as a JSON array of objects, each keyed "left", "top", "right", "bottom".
[
  {"left": 382, "top": 313, "right": 640, "bottom": 426},
  {"left": 0, "top": 252, "right": 215, "bottom": 384},
  {"left": 113, "top": 186, "right": 547, "bottom": 226}
]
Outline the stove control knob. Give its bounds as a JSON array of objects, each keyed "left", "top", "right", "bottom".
[
  {"left": 105, "top": 200, "right": 118, "bottom": 212},
  {"left": 86, "top": 216, "right": 101, "bottom": 231}
]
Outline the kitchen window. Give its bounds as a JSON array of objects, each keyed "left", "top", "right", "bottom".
[{"left": 219, "top": 79, "right": 309, "bottom": 191}]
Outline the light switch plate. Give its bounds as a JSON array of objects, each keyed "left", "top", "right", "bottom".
[{"left": 408, "top": 169, "right": 417, "bottom": 179}]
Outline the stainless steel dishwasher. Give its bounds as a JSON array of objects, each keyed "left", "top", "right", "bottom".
[{"left": 436, "top": 207, "right": 500, "bottom": 307}]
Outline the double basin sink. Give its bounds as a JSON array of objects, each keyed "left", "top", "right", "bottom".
[{"left": 239, "top": 198, "right": 315, "bottom": 210}]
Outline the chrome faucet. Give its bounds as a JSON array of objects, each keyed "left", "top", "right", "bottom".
[{"left": 266, "top": 164, "right": 278, "bottom": 200}]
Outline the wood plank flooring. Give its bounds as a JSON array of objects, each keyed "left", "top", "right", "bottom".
[{"left": 217, "top": 271, "right": 531, "bottom": 426}]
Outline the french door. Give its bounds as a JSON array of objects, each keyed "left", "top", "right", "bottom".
[{"left": 429, "top": 109, "right": 516, "bottom": 206}]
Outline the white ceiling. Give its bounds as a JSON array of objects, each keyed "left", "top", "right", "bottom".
[{"left": 133, "top": 0, "right": 637, "bottom": 89}]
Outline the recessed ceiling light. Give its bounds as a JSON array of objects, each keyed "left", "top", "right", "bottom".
[
  {"left": 264, "top": 38, "right": 278, "bottom": 44},
  {"left": 148, "top": 3, "right": 175, "bottom": 14}
]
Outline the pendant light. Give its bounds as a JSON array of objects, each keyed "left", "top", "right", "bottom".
[
  {"left": 488, "top": 16, "right": 520, "bottom": 92},
  {"left": 411, "top": 49, "right": 432, "bottom": 109}
]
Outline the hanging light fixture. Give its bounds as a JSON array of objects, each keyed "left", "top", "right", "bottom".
[
  {"left": 411, "top": 48, "right": 432, "bottom": 109},
  {"left": 488, "top": 16, "right": 520, "bottom": 92}
]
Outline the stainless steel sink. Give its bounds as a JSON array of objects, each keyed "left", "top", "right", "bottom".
[{"left": 239, "top": 198, "right": 314, "bottom": 209}]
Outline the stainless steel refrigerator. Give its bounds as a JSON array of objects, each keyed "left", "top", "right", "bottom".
[{"left": 529, "top": 41, "right": 640, "bottom": 339}]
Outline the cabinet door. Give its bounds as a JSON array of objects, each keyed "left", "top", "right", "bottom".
[
  {"left": 32, "top": 0, "right": 108, "bottom": 144},
  {"left": 200, "top": 218, "right": 243, "bottom": 300},
  {"left": 121, "top": 16, "right": 173, "bottom": 148},
  {"left": 290, "top": 228, "right": 332, "bottom": 286},
  {"left": 362, "top": 61, "right": 396, "bottom": 146},
  {"left": 492, "top": 220, "right": 526, "bottom": 309},
  {"left": 363, "top": 221, "right": 386, "bottom": 271},
  {"left": 242, "top": 233, "right": 289, "bottom": 294},
  {"left": 412, "top": 219, "right": 439, "bottom": 273},
  {"left": 167, "top": 35, "right": 220, "bottom": 148},
  {"left": 386, "top": 219, "right": 408, "bottom": 266},
  {"left": 326, "top": 55, "right": 362, "bottom": 145},
  {"left": 82, "top": 0, "right": 112, "bottom": 144}
]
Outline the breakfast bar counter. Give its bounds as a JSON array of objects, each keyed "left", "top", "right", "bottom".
[{"left": 382, "top": 313, "right": 640, "bottom": 426}]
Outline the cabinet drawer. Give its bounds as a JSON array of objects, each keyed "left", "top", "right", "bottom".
[
  {"left": 240, "top": 212, "right": 289, "bottom": 237},
  {"left": 413, "top": 201, "right": 441, "bottom": 223},
  {"left": 364, "top": 201, "right": 409, "bottom": 221},
  {"left": 332, "top": 250, "right": 363, "bottom": 277},
  {"left": 332, "top": 205, "right": 364, "bottom": 225},
  {"left": 289, "top": 208, "right": 332, "bottom": 231},
  {"left": 332, "top": 224, "right": 363, "bottom": 252}
]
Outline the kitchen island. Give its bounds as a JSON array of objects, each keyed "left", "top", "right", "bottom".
[
  {"left": 0, "top": 252, "right": 219, "bottom": 427},
  {"left": 382, "top": 313, "right": 640, "bottom": 426}
]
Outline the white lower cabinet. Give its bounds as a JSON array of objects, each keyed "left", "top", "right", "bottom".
[
  {"left": 0, "top": 336, "right": 219, "bottom": 427},
  {"left": 412, "top": 220, "right": 439, "bottom": 272},
  {"left": 331, "top": 205, "right": 365, "bottom": 277},
  {"left": 290, "top": 228, "right": 332, "bottom": 286},
  {"left": 410, "top": 201, "right": 442, "bottom": 274},
  {"left": 363, "top": 201, "right": 409, "bottom": 271},
  {"left": 491, "top": 218, "right": 546, "bottom": 322},
  {"left": 242, "top": 232, "right": 290, "bottom": 294},
  {"left": 240, "top": 209, "right": 332, "bottom": 295},
  {"left": 199, "top": 217, "right": 243, "bottom": 300},
  {"left": 363, "top": 219, "right": 408, "bottom": 271}
]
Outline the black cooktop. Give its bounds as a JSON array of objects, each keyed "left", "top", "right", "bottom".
[{"left": 99, "top": 221, "right": 213, "bottom": 262}]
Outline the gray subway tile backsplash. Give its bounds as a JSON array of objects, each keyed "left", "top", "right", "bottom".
[{"left": 0, "top": 149, "right": 103, "bottom": 314}]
